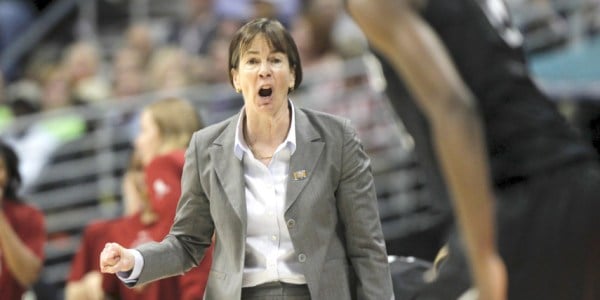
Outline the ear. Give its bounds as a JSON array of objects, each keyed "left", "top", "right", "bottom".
[
  {"left": 231, "top": 68, "right": 240, "bottom": 91},
  {"left": 289, "top": 70, "right": 296, "bottom": 90}
]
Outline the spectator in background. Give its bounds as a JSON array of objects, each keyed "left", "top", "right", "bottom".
[
  {"left": 62, "top": 41, "right": 110, "bottom": 105},
  {"left": 108, "top": 30, "right": 152, "bottom": 140},
  {"left": 147, "top": 46, "right": 194, "bottom": 91},
  {"left": 204, "top": 28, "right": 239, "bottom": 85},
  {"left": 124, "top": 23, "right": 155, "bottom": 70},
  {"left": 111, "top": 46, "right": 146, "bottom": 99},
  {"left": 109, "top": 46, "right": 147, "bottom": 139},
  {"left": 100, "top": 97, "right": 212, "bottom": 300},
  {"left": 168, "top": 0, "right": 220, "bottom": 58},
  {"left": 3, "top": 66, "right": 86, "bottom": 191},
  {"left": 67, "top": 98, "right": 212, "bottom": 300},
  {"left": 65, "top": 150, "right": 147, "bottom": 300},
  {"left": 290, "top": 10, "right": 343, "bottom": 76},
  {"left": 0, "top": 139, "right": 46, "bottom": 300},
  {"left": 167, "top": 0, "right": 235, "bottom": 84},
  {"left": 290, "top": 9, "right": 345, "bottom": 111},
  {"left": 5, "top": 80, "right": 41, "bottom": 119}
]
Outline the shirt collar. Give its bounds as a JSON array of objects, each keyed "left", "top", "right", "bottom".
[{"left": 234, "top": 100, "right": 297, "bottom": 160}]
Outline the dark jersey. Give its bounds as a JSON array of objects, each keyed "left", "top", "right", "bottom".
[{"left": 417, "top": 0, "right": 595, "bottom": 184}]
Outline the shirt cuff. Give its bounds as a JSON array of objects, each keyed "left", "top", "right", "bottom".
[{"left": 116, "top": 249, "right": 144, "bottom": 284}]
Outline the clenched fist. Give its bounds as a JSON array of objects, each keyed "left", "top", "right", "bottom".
[{"left": 99, "top": 243, "right": 135, "bottom": 274}]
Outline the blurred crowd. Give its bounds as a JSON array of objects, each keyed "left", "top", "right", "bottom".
[{"left": 0, "top": 0, "right": 372, "bottom": 190}]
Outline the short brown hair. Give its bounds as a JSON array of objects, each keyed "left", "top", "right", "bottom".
[{"left": 228, "top": 18, "right": 303, "bottom": 92}]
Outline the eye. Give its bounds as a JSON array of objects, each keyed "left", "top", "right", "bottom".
[{"left": 247, "top": 58, "right": 259, "bottom": 64}]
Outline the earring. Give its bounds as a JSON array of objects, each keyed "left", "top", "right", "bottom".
[{"left": 236, "top": 88, "right": 241, "bottom": 93}]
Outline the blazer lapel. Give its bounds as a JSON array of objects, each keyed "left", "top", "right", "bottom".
[
  {"left": 211, "top": 115, "right": 246, "bottom": 222},
  {"left": 286, "top": 108, "right": 324, "bottom": 212}
]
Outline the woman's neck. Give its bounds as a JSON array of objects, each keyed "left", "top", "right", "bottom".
[
  {"left": 244, "top": 105, "right": 291, "bottom": 147},
  {"left": 243, "top": 105, "right": 291, "bottom": 161}
]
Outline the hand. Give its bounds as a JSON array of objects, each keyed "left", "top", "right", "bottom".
[
  {"left": 99, "top": 243, "right": 135, "bottom": 274},
  {"left": 82, "top": 271, "right": 104, "bottom": 300}
]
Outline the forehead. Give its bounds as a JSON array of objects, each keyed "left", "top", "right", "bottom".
[{"left": 240, "top": 33, "right": 286, "bottom": 56}]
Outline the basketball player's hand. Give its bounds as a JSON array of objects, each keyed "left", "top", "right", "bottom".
[{"left": 99, "top": 242, "right": 135, "bottom": 274}]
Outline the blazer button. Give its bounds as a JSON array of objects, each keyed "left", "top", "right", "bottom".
[
  {"left": 298, "top": 253, "right": 306, "bottom": 263},
  {"left": 286, "top": 219, "right": 295, "bottom": 229}
]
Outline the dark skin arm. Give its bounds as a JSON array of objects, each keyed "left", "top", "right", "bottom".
[{"left": 348, "top": 0, "right": 506, "bottom": 299}]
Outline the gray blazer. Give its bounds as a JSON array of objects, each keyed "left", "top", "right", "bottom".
[{"left": 135, "top": 107, "right": 394, "bottom": 299}]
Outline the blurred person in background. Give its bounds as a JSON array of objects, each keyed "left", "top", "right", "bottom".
[
  {"left": 289, "top": 9, "right": 346, "bottom": 117},
  {"left": 99, "top": 18, "right": 393, "bottom": 299},
  {"left": 167, "top": 0, "right": 220, "bottom": 84},
  {"left": 147, "top": 46, "right": 194, "bottom": 91},
  {"left": 107, "top": 28, "right": 154, "bottom": 140},
  {"left": 348, "top": 0, "right": 600, "bottom": 299},
  {"left": 68, "top": 97, "right": 212, "bottom": 300},
  {"left": 65, "top": 150, "right": 147, "bottom": 300},
  {"left": 201, "top": 23, "right": 246, "bottom": 124},
  {"left": 62, "top": 41, "right": 110, "bottom": 105},
  {"left": 124, "top": 23, "right": 155, "bottom": 70},
  {"left": 168, "top": 0, "right": 220, "bottom": 58},
  {"left": 3, "top": 65, "right": 86, "bottom": 191},
  {"left": 205, "top": 31, "right": 237, "bottom": 85},
  {"left": 109, "top": 46, "right": 147, "bottom": 139},
  {"left": 100, "top": 97, "right": 213, "bottom": 300},
  {"left": 290, "top": 10, "right": 343, "bottom": 77},
  {"left": 111, "top": 46, "right": 146, "bottom": 99},
  {"left": 0, "top": 72, "right": 43, "bottom": 133},
  {"left": 0, "top": 139, "right": 46, "bottom": 300}
]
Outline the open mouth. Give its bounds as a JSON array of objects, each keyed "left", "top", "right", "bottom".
[{"left": 258, "top": 87, "right": 273, "bottom": 97}]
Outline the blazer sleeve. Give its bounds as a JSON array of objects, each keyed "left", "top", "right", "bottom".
[
  {"left": 134, "top": 133, "right": 214, "bottom": 286},
  {"left": 336, "top": 120, "right": 394, "bottom": 299}
]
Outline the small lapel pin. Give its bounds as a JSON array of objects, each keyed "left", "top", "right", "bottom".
[{"left": 292, "top": 170, "right": 308, "bottom": 181}]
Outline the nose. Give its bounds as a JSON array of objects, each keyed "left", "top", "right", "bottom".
[{"left": 258, "top": 61, "right": 271, "bottom": 77}]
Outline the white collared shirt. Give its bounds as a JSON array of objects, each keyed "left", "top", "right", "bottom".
[{"left": 233, "top": 101, "right": 306, "bottom": 287}]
